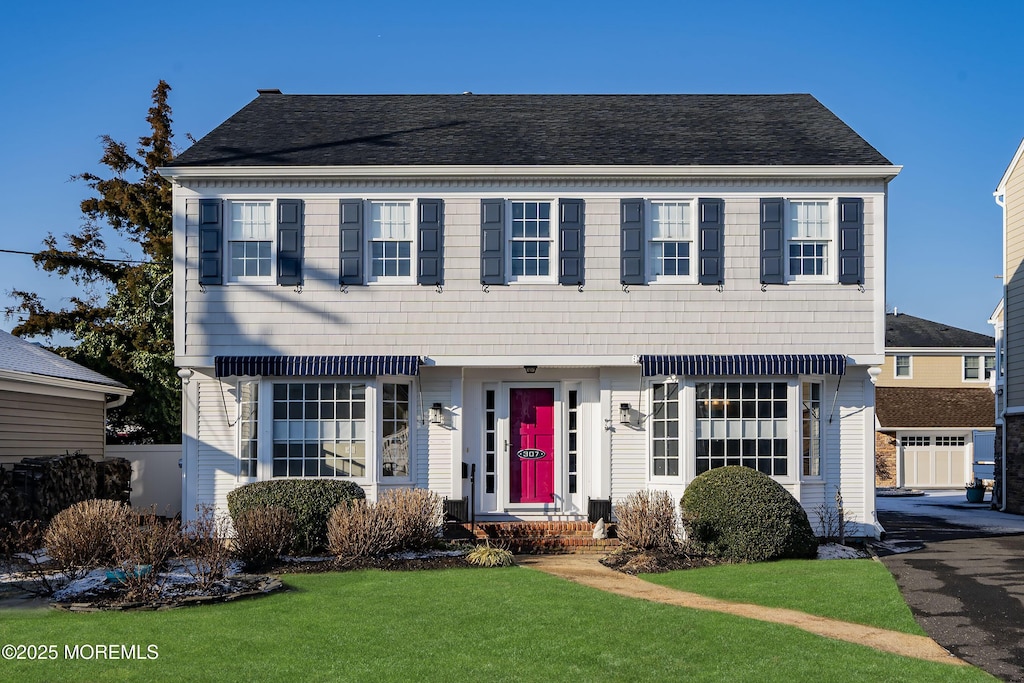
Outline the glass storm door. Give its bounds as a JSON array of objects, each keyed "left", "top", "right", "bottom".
[{"left": 509, "top": 388, "right": 555, "bottom": 503}]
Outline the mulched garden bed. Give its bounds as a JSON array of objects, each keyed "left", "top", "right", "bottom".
[{"left": 599, "top": 547, "right": 721, "bottom": 574}]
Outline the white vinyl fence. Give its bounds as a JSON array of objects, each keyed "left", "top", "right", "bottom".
[{"left": 106, "top": 444, "right": 181, "bottom": 517}]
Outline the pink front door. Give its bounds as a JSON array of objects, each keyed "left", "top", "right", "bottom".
[{"left": 509, "top": 388, "right": 555, "bottom": 504}]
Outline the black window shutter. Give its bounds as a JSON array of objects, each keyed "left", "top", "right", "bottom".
[
  {"left": 339, "top": 199, "right": 364, "bottom": 285},
  {"left": 558, "top": 199, "right": 585, "bottom": 286},
  {"left": 838, "top": 197, "right": 864, "bottom": 285},
  {"left": 698, "top": 198, "right": 724, "bottom": 285},
  {"left": 760, "top": 198, "right": 784, "bottom": 285},
  {"left": 277, "top": 199, "right": 303, "bottom": 286},
  {"left": 480, "top": 199, "right": 505, "bottom": 285},
  {"left": 620, "top": 199, "right": 645, "bottom": 285},
  {"left": 198, "top": 199, "right": 223, "bottom": 285},
  {"left": 417, "top": 199, "right": 444, "bottom": 286}
]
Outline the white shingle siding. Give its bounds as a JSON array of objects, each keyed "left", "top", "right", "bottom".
[
  {"left": 177, "top": 182, "right": 884, "bottom": 365},
  {"left": 195, "top": 377, "right": 238, "bottom": 516}
]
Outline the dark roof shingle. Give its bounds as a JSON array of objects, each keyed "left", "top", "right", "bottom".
[
  {"left": 0, "top": 331, "right": 127, "bottom": 389},
  {"left": 876, "top": 387, "right": 994, "bottom": 429},
  {"left": 169, "top": 93, "right": 892, "bottom": 168},
  {"left": 885, "top": 313, "right": 994, "bottom": 348}
]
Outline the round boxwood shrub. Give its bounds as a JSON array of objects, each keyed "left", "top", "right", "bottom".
[
  {"left": 680, "top": 466, "right": 818, "bottom": 562},
  {"left": 227, "top": 480, "right": 365, "bottom": 553}
]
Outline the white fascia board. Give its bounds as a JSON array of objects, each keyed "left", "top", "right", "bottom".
[
  {"left": 996, "top": 138, "right": 1024, "bottom": 195},
  {"left": 0, "top": 370, "right": 134, "bottom": 399},
  {"left": 886, "top": 347, "right": 995, "bottom": 355},
  {"left": 158, "top": 164, "right": 903, "bottom": 182},
  {"left": 422, "top": 355, "right": 638, "bottom": 368}
]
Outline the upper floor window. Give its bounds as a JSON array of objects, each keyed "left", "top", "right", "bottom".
[
  {"left": 649, "top": 201, "right": 694, "bottom": 282},
  {"left": 229, "top": 201, "right": 273, "bottom": 281},
  {"left": 368, "top": 201, "right": 414, "bottom": 281},
  {"left": 787, "top": 200, "right": 831, "bottom": 280},
  {"left": 509, "top": 201, "right": 552, "bottom": 279},
  {"left": 963, "top": 355, "right": 995, "bottom": 382},
  {"left": 894, "top": 355, "right": 912, "bottom": 378}
]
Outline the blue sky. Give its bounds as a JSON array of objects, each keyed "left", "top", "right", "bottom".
[{"left": 1, "top": 0, "right": 1021, "bottom": 336}]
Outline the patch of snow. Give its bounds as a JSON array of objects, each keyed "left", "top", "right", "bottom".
[
  {"left": 387, "top": 549, "right": 467, "bottom": 560},
  {"left": 281, "top": 555, "right": 335, "bottom": 564},
  {"left": 817, "top": 543, "right": 870, "bottom": 560},
  {"left": 870, "top": 540, "right": 925, "bottom": 555},
  {"left": 876, "top": 489, "right": 1024, "bottom": 535},
  {"left": 51, "top": 569, "right": 109, "bottom": 601}
]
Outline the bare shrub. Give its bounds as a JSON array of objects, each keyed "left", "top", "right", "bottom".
[
  {"left": 181, "top": 505, "right": 233, "bottom": 590},
  {"left": 44, "top": 499, "right": 131, "bottom": 571},
  {"left": 378, "top": 488, "right": 443, "bottom": 551},
  {"left": 614, "top": 490, "right": 678, "bottom": 551},
  {"left": 813, "top": 488, "right": 856, "bottom": 545},
  {"left": 232, "top": 506, "right": 295, "bottom": 569},
  {"left": 327, "top": 499, "right": 395, "bottom": 561},
  {"left": 109, "top": 508, "right": 181, "bottom": 601}
]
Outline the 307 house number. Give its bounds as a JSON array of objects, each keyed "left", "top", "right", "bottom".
[{"left": 517, "top": 449, "right": 545, "bottom": 460}]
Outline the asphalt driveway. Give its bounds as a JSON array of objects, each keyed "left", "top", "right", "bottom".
[{"left": 875, "top": 491, "right": 1024, "bottom": 681}]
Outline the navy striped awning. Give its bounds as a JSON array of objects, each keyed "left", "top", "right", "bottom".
[
  {"left": 214, "top": 355, "right": 420, "bottom": 378},
  {"left": 639, "top": 354, "right": 846, "bottom": 377}
]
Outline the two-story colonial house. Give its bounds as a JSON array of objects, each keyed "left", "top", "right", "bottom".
[
  {"left": 163, "top": 92, "right": 900, "bottom": 537},
  {"left": 874, "top": 312, "right": 995, "bottom": 489}
]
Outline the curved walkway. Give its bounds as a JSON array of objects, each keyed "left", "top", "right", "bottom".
[{"left": 517, "top": 554, "right": 965, "bottom": 667}]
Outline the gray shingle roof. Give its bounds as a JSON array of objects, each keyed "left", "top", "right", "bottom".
[
  {"left": 876, "top": 387, "right": 994, "bottom": 429},
  {"left": 885, "top": 313, "right": 994, "bottom": 348},
  {"left": 0, "top": 331, "right": 127, "bottom": 389},
  {"left": 169, "top": 93, "right": 892, "bottom": 168}
]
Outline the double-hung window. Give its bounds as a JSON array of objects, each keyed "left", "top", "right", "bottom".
[
  {"left": 368, "top": 201, "right": 414, "bottom": 281},
  {"left": 894, "top": 355, "right": 912, "bottom": 378},
  {"left": 509, "top": 201, "right": 552, "bottom": 279},
  {"left": 963, "top": 355, "right": 995, "bottom": 381},
  {"left": 649, "top": 201, "right": 694, "bottom": 281},
  {"left": 228, "top": 201, "right": 273, "bottom": 281},
  {"left": 787, "top": 200, "right": 831, "bottom": 280}
]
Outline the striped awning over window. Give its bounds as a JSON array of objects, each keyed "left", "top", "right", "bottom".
[
  {"left": 638, "top": 354, "right": 846, "bottom": 377},
  {"left": 214, "top": 355, "right": 420, "bottom": 378}
]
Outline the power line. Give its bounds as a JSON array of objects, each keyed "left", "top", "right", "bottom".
[{"left": 0, "top": 248, "right": 150, "bottom": 265}]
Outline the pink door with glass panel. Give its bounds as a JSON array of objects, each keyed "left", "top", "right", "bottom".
[{"left": 509, "top": 388, "right": 555, "bottom": 503}]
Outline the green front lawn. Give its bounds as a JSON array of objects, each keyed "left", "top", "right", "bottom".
[
  {"left": 0, "top": 568, "right": 988, "bottom": 682},
  {"left": 643, "top": 558, "right": 925, "bottom": 635}
]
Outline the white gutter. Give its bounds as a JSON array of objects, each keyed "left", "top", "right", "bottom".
[
  {"left": 0, "top": 368, "right": 133, "bottom": 398},
  {"left": 105, "top": 394, "right": 128, "bottom": 410},
  {"left": 158, "top": 163, "right": 903, "bottom": 181}
]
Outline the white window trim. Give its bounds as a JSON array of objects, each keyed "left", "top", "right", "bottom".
[
  {"left": 647, "top": 379, "right": 684, "bottom": 482},
  {"left": 894, "top": 354, "right": 913, "bottom": 379},
  {"left": 226, "top": 199, "right": 276, "bottom": 284},
  {"left": 784, "top": 198, "right": 837, "bottom": 284},
  {"left": 800, "top": 380, "right": 825, "bottom": 480},
  {"left": 506, "top": 199, "right": 557, "bottom": 284},
  {"left": 962, "top": 354, "right": 995, "bottom": 383},
  {"left": 365, "top": 199, "right": 417, "bottom": 285},
  {"left": 646, "top": 198, "right": 698, "bottom": 284}
]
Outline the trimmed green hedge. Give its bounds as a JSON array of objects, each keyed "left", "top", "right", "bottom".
[
  {"left": 227, "top": 480, "right": 365, "bottom": 553},
  {"left": 680, "top": 466, "right": 818, "bottom": 562}
]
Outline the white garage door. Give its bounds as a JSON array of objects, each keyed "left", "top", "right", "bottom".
[{"left": 900, "top": 435, "right": 968, "bottom": 488}]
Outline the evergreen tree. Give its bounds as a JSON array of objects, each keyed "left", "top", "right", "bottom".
[{"left": 5, "top": 81, "right": 178, "bottom": 443}]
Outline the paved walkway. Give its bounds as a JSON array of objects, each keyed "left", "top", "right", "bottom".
[{"left": 516, "top": 553, "right": 965, "bottom": 666}]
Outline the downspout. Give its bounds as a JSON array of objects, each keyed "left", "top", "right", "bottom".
[
  {"left": 995, "top": 190, "right": 1008, "bottom": 511},
  {"left": 105, "top": 394, "right": 128, "bottom": 410}
]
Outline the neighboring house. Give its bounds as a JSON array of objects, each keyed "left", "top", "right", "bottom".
[
  {"left": 993, "top": 137, "right": 1024, "bottom": 513},
  {"left": 874, "top": 312, "right": 995, "bottom": 489},
  {"left": 162, "top": 92, "right": 900, "bottom": 537},
  {"left": 0, "top": 330, "right": 133, "bottom": 462}
]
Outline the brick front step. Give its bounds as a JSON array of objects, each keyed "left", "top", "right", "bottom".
[{"left": 453, "top": 521, "right": 620, "bottom": 554}]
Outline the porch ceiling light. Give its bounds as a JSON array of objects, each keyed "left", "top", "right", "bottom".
[{"left": 524, "top": 365, "right": 538, "bottom": 374}]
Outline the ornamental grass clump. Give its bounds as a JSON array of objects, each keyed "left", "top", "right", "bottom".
[
  {"left": 44, "top": 498, "right": 131, "bottom": 572},
  {"left": 614, "top": 490, "right": 678, "bottom": 551},
  {"left": 680, "top": 466, "right": 818, "bottom": 562},
  {"left": 232, "top": 506, "right": 295, "bottom": 570},
  {"left": 466, "top": 542, "right": 515, "bottom": 567}
]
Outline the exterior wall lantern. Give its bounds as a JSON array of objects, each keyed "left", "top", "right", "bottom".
[
  {"left": 429, "top": 402, "right": 445, "bottom": 425},
  {"left": 619, "top": 403, "right": 632, "bottom": 425}
]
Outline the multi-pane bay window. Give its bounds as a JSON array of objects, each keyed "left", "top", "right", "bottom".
[
  {"left": 788, "top": 200, "right": 831, "bottom": 279},
  {"left": 229, "top": 201, "right": 273, "bottom": 280},
  {"left": 649, "top": 201, "right": 693, "bottom": 280},
  {"left": 695, "top": 382, "right": 788, "bottom": 477},
  {"left": 381, "top": 383, "right": 410, "bottom": 478},
  {"left": 271, "top": 382, "right": 367, "bottom": 477},
  {"left": 369, "top": 201, "right": 413, "bottom": 280},
  {"left": 238, "top": 381, "right": 259, "bottom": 477},
  {"left": 510, "top": 201, "right": 552, "bottom": 278}
]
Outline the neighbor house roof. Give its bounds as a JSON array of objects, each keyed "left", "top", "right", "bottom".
[
  {"left": 885, "top": 313, "right": 994, "bottom": 349},
  {"left": 0, "top": 330, "right": 129, "bottom": 392},
  {"left": 875, "top": 387, "right": 994, "bottom": 429},
  {"left": 168, "top": 93, "right": 894, "bottom": 169}
]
